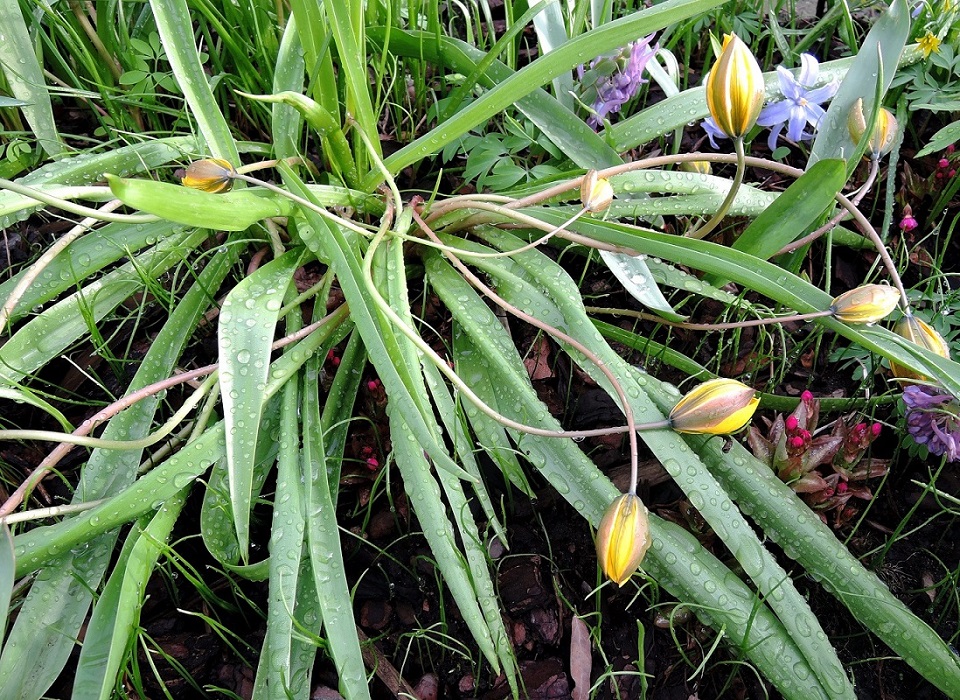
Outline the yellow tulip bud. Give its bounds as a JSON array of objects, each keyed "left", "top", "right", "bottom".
[
  {"left": 831, "top": 285, "right": 900, "bottom": 324},
  {"left": 680, "top": 160, "right": 712, "bottom": 175},
  {"left": 847, "top": 98, "right": 898, "bottom": 158},
  {"left": 596, "top": 493, "right": 651, "bottom": 587},
  {"left": 889, "top": 313, "right": 951, "bottom": 381},
  {"left": 580, "top": 169, "right": 614, "bottom": 213},
  {"left": 180, "top": 158, "right": 236, "bottom": 193},
  {"left": 705, "top": 34, "right": 765, "bottom": 139},
  {"left": 669, "top": 378, "right": 759, "bottom": 435}
]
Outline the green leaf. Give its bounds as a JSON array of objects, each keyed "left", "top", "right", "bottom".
[
  {"left": 704, "top": 158, "right": 846, "bottom": 286},
  {"left": 107, "top": 175, "right": 288, "bottom": 230},
  {"left": 916, "top": 119, "right": 960, "bottom": 157},
  {"left": 364, "top": 0, "right": 723, "bottom": 189},
  {"left": 0, "top": 527, "right": 12, "bottom": 640},
  {"left": 73, "top": 491, "right": 189, "bottom": 700},
  {"left": 600, "top": 250, "right": 686, "bottom": 321},
  {"left": 149, "top": 0, "right": 238, "bottom": 161},
  {"left": 0, "top": 0, "right": 63, "bottom": 157},
  {"left": 0, "top": 229, "right": 206, "bottom": 386},
  {"left": 219, "top": 250, "right": 300, "bottom": 559},
  {"left": 303, "top": 358, "right": 371, "bottom": 700},
  {"left": 808, "top": 0, "right": 910, "bottom": 169}
]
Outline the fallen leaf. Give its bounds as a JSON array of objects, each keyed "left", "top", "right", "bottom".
[{"left": 570, "top": 615, "right": 592, "bottom": 700}]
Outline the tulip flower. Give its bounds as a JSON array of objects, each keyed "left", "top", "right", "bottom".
[
  {"left": 889, "top": 313, "right": 951, "bottom": 381},
  {"left": 669, "top": 378, "right": 760, "bottom": 434},
  {"left": 580, "top": 170, "right": 614, "bottom": 213},
  {"left": 830, "top": 285, "right": 900, "bottom": 324},
  {"left": 705, "top": 34, "right": 765, "bottom": 140},
  {"left": 847, "top": 99, "right": 898, "bottom": 158},
  {"left": 596, "top": 493, "right": 651, "bottom": 586},
  {"left": 180, "top": 158, "right": 236, "bottom": 193}
]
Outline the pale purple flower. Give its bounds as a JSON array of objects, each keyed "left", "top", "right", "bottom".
[
  {"left": 581, "top": 35, "right": 659, "bottom": 128},
  {"left": 701, "top": 117, "right": 728, "bottom": 149},
  {"left": 902, "top": 385, "right": 960, "bottom": 462},
  {"left": 756, "top": 54, "right": 838, "bottom": 152}
]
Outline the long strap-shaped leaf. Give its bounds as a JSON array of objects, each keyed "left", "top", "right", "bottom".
[
  {"left": 303, "top": 357, "right": 371, "bottom": 700},
  {"left": 219, "top": 250, "right": 301, "bottom": 559},
  {"left": 72, "top": 489, "right": 190, "bottom": 700},
  {"left": 0, "top": 0, "right": 63, "bottom": 157},
  {"left": 368, "top": 28, "right": 621, "bottom": 170},
  {"left": 11, "top": 306, "right": 349, "bottom": 577},
  {"left": 0, "top": 227, "right": 203, "bottom": 385},
  {"left": 375, "top": 239, "right": 516, "bottom": 689},
  {"left": 424, "top": 253, "right": 826, "bottom": 698},
  {"left": 468, "top": 230, "right": 853, "bottom": 699},
  {"left": 149, "top": 0, "right": 238, "bottom": 161},
  {"left": 362, "top": 0, "right": 722, "bottom": 189},
  {"left": 281, "top": 166, "right": 472, "bottom": 482},
  {"left": 527, "top": 209, "right": 960, "bottom": 397},
  {"left": 0, "top": 245, "right": 235, "bottom": 700},
  {"left": 477, "top": 226, "right": 960, "bottom": 696}
]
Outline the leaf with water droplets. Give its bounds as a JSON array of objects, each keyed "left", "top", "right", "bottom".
[
  {"left": 220, "top": 250, "right": 301, "bottom": 561},
  {"left": 600, "top": 249, "right": 686, "bottom": 322}
]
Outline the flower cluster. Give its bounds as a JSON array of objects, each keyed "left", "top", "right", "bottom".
[
  {"left": 748, "top": 391, "right": 888, "bottom": 527},
  {"left": 755, "top": 54, "right": 838, "bottom": 152},
  {"left": 903, "top": 385, "right": 960, "bottom": 462},
  {"left": 702, "top": 52, "right": 838, "bottom": 152},
  {"left": 579, "top": 34, "right": 659, "bottom": 128}
]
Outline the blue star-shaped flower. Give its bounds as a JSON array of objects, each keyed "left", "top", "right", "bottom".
[{"left": 755, "top": 54, "right": 838, "bottom": 152}]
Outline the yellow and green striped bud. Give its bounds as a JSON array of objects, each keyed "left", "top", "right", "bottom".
[
  {"left": 580, "top": 169, "right": 614, "bottom": 213},
  {"left": 596, "top": 493, "right": 651, "bottom": 587},
  {"left": 669, "top": 378, "right": 759, "bottom": 435},
  {"left": 705, "top": 34, "right": 765, "bottom": 139},
  {"left": 180, "top": 158, "right": 236, "bottom": 193},
  {"left": 847, "top": 98, "right": 898, "bottom": 158},
  {"left": 890, "top": 314, "right": 951, "bottom": 381},
  {"left": 831, "top": 285, "right": 900, "bottom": 324}
]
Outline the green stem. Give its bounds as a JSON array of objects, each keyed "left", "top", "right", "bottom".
[{"left": 686, "top": 136, "right": 745, "bottom": 240}]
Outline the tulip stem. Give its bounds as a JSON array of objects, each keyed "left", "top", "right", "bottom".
[
  {"left": 407, "top": 204, "right": 648, "bottom": 494},
  {"left": 584, "top": 306, "right": 837, "bottom": 329},
  {"left": 685, "top": 137, "right": 746, "bottom": 240},
  {"left": 775, "top": 156, "right": 880, "bottom": 256}
]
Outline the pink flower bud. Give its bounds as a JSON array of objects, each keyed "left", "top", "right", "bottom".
[
  {"left": 789, "top": 436, "right": 806, "bottom": 450},
  {"left": 785, "top": 415, "right": 799, "bottom": 432},
  {"left": 366, "top": 457, "right": 380, "bottom": 470},
  {"left": 367, "top": 380, "right": 379, "bottom": 391},
  {"left": 899, "top": 214, "right": 918, "bottom": 232},
  {"left": 801, "top": 390, "right": 814, "bottom": 402},
  {"left": 836, "top": 481, "right": 848, "bottom": 494},
  {"left": 871, "top": 423, "right": 882, "bottom": 438},
  {"left": 939, "top": 158, "right": 950, "bottom": 169}
]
